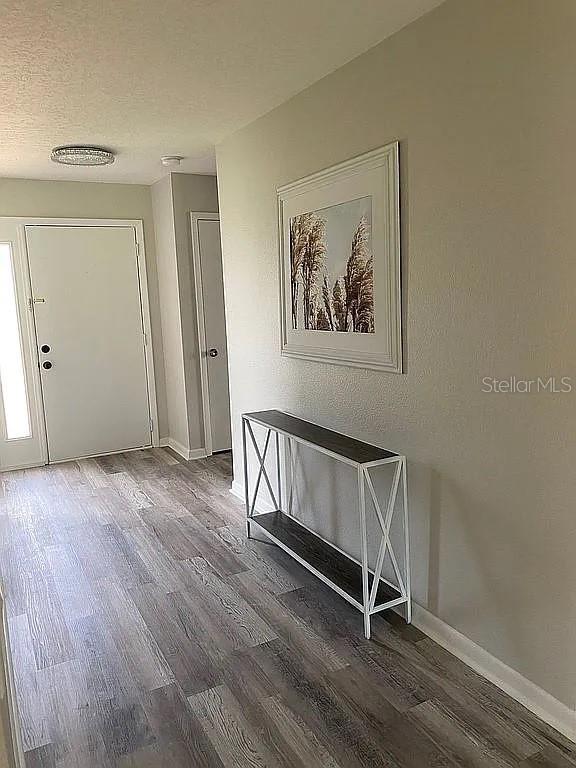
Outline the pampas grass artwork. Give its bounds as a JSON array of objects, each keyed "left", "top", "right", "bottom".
[
  {"left": 279, "top": 143, "right": 401, "bottom": 371},
  {"left": 290, "top": 197, "right": 374, "bottom": 333}
]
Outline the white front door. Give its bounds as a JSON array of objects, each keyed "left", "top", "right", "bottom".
[
  {"left": 192, "top": 215, "right": 231, "bottom": 454},
  {"left": 26, "top": 225, "right": 152, "bottom": 462}
]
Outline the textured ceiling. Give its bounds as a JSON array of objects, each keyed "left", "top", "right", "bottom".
[{"left": 0, "top": 0, "right": 445, "bottom": 184}]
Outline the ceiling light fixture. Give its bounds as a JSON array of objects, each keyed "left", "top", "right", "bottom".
[
  {"left": 161, "top": 155, "right": 184, "bottom": 167},
  {"left": 51, "top": 145, "right": 115, "bottom": 166}
]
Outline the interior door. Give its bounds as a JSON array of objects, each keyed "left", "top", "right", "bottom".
[
  {"left": 196, "top": 217, "right": 231, "bottom": 453},
  {"left": 26, "top": 225, "right": 152, "bottom": 462}
]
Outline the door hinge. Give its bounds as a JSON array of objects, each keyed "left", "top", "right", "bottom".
[
  {"left": 149, "top": 417, "right": 153, "bottom": 434},
  {"left": 143, "top": 331, "right": 148, "bottom": 346},
  {"left": 136, "top": 241, "right": 140, "bottom": 257}
]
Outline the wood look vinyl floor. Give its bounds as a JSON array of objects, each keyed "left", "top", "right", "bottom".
[{"left": 1, "top": 448, "right": 574, "bottom": 767}]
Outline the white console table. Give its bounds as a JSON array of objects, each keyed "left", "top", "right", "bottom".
[{"left": 241, "top": 410, "right": 411, "bottom": 639}]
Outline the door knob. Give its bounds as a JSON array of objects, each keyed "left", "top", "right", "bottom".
[
  {"left": 208, "top": 348, "right": 218, "bottom": 358},
  {"left": 42, "top": 361, "right": 52, "bottom": 370}
]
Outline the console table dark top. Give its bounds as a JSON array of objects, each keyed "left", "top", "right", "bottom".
[{"left": 243, "top": 409, "right": 398, "bottom": 465}]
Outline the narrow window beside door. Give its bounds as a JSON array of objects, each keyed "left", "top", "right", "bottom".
[{"left": 0, "top": 243, "right": 31, "bottom": 439}]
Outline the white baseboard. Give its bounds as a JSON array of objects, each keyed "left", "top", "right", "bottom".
[
  {"left": 230, "top": 480, "right": 243, "bottom": 503},
  {"left": 159, "top": 438, "right": 207, "bottom": 461},
  {"left": 230, "top": 480, "right": 276, "bottom": 512},
  {"left": 412, "top": 604, "right": 575, "bottom": 741},
  {"left": 231, "top": 479, "right": 575, "bottom": 743}
]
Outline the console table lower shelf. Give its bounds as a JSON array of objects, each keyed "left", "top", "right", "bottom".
[
  {"left": 250, "top": 510, "right": 404, "bottom": 610},
  {"left": 242, "top": 410, "right": 411, "bottom": 639}
]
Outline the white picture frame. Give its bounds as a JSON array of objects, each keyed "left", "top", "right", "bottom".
[{"left": 278, "top": 142, "right": 402, "bottom": 373}]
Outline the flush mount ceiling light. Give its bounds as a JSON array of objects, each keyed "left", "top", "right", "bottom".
[
  {"left": 50, "top": 145, "right": 115, "bottom": 166},
  {"left": 161, "top": 155, "right": 184, "bottom": 167}
]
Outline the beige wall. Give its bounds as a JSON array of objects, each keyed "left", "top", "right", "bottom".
[
  {"left": 151, "top": 175, "right": 188, "bottom": 448},
  {"left": 0, "top": 177, "right": 168, "bottom": 439},
  {"left": 151, "top": 173, "right": 219, "bottom": 454},
  {"left": 171, "top": 173, "right": 219, "bottom": 451},
  {"left": 217, "top": 0, "right": 576, "bottom": 707}
]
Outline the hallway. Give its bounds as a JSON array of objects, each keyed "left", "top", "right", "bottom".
[{"left": 1, "top": 449, "right": 573, "bottom": 767}]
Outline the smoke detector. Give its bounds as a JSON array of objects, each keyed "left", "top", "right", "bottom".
[
  {"left": 51, "top": 146, "right": 115, "bottom": 166},
  {"left": 161, "top": 155, "right": 184, "bottom": 167}
]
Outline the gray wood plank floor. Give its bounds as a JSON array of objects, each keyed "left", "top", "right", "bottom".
[{"left": 1, "top": 448, "right": 574, "bottom": 767}]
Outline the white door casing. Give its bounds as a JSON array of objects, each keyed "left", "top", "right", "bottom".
[
  {"left": 191, "top": 213, "right": 232, "bottom": 455},
  {"left": 25, "top": 224, "right": 155, "bottom": 462}
]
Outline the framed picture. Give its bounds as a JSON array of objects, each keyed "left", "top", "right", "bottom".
[{"left": 278, "top": 142, "right": 402, "bottom": 372}]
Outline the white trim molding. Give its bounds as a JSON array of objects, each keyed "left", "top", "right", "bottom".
[
  {"left": 412, "top": 604, "right": 576, "bottom": 743},
  {"left": 159, "top": 438, "right": 206, "bottom": 462},
  {"left": 231, "top": 478, "right": 575, "bottom": 743}
]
